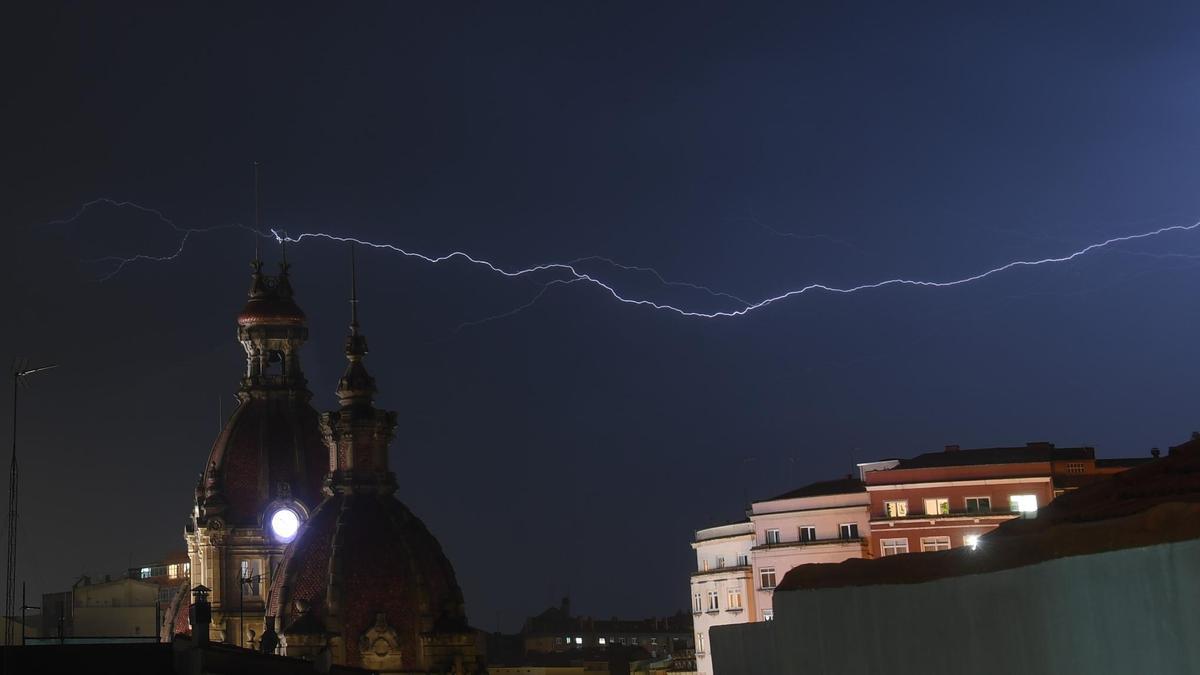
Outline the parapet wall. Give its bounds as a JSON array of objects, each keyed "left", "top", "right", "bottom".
[{"left": 711, "top": 538, "right": 1200, "bottom": 675}]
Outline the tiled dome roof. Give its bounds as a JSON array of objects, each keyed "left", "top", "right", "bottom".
[{"left": 267, "top": 492, "right": 469, "bottom": 670}]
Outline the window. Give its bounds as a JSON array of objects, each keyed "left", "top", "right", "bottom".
[
  {"left": 798, "top": 526, "right": 816, "bottom": 542},
  {"left": 555, "top": 637, "right": 563, "bottom": 645},
  {"left": 924, "top": 498, "right": 950, "bottom": 515},
  {"left": 965, "top": 497, "right": 991, "bottom": 513},
  {"left": 240, "top": 559, "right": 262, "bottom": 596},
  {"left": 727, "top": 588, "right": 742, "bottom": 610},
  {"left": 707, "top": 591, "right": 719, "bottom": 611},
  {"left": 168, "top": 564, "right": 179, "bottom": 579},
  {"left": 1010, "top": 494, "right": 1038, "bottom": 514},
  {"left": 884, "top": 500, "right": 908, "bottom": 518},
  {"left": 139, "top": 567, "right": 151, "bottom": 579},
  {"left": 715, "top": 555, "right": 725, "bottom": 568},
  {"left": 762, "top": 609, "right": 774, "bottom": 621},
  {"left": 702, "top": 558, "right": 710, "bottom": 571},
  {"left": 736, "top": 554, "right": 749, "bottom": 567},
  {"left": 839, "top": 523, "right": 859, "bottom": 539},
  {"left": 1065, "top": 462, "right": 1085, "bottom": 474},
  {"left": 921, "top": 536, "right": 951, "bottom": 552},
  {"left": 760, "top": 567, "right": 777, "bottom": 589},
  {"left": 183, "top": 562, "right": 190, "bottom": 576},
  {"left": 599, "top": 637, "right": 606, "bottom": 645},
  {"left": 964, "top": 534, "right": 980, "bottom": 550},
  {"left": 574, "top": 637, "right": 582, "bottom": 645},
  {"left": 693, "top": 593, "right": 702, "bottom": 613},
  {"left": 697, "top": 633, "right": 706, "bottom": 654},
  {"left": 765, "top": 528, "right": 781, "bottom": 544},
  {"left": 880, "top": 538, "right": 909, "bottom": 556}
]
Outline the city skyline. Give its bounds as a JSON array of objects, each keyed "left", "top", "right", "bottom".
[{"left": 8, "top": 1, "right": 1200, "bottom": 634}]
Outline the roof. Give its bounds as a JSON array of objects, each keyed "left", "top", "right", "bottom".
[
  {"left": 760, "top": 477, "right": 864, "bottom": 502},
  {"left": 895, "top": 443, "right": 1092, "bottom": 470},
  {"left": 776, "top": 438, "right": 1200, "bottom": 592}
]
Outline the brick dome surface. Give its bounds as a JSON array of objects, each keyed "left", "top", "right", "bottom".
[{"left": 268, "top": 492, "right": 468, "bottom": 670}]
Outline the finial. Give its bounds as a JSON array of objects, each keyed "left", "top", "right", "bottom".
[{"left": 350, "top": 244, "right": 359, "bottom": 335}]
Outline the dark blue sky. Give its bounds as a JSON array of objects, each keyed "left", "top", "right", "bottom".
[{"left": 6, "top": 2, "right": 1200, "bottom": 629}]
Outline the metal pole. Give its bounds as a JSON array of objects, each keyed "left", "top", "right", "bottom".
[
  {"left": 239, "top": 574, "right": 244, "bottom": 648},
  {"left": 5, "top": 371, "right": 19, "bottom": 647}
]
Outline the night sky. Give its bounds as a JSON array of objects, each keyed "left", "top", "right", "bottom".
[{"left": 6, "top": 2, "right": 1200, "bottom": 631}]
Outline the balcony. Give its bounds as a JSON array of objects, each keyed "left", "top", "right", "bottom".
[
  {"left": 689, "top": 564, "right": 751, "bottom": 578},
  {"left": 751, "top": 536, "right": 865, "bottom": 551},
  {"left": 872, "top": 508, "right": 1019, "bottom": 522}
]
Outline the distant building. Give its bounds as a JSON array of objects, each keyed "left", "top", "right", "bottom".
[
  {"left": 861, "top": 442, "right": 1151, "bottom": 557},
  {"left": 519, "top": 598, "right": 690, "bottom": 660}
]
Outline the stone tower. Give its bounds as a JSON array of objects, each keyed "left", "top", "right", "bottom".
[{"left": 171, "top": 255, "right": 330, "bottom": 645}]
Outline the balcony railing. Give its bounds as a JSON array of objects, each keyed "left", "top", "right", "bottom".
[
  {"left": 874, "top": 508, "right": 1020, "bottom": 520},
  {"left": 690, "top": 564, "right": 751, "bottom": 577},
  {"left": 752, "top": 536, "right": 866, "bottom": 551}
]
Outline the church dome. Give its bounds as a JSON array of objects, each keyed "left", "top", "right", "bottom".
[
  {"left": 267, "top": 492, "right": 469, "bottom": 669},
  {"left": 237, "top": 294, "right": 306, "bottom": 326},
  {"left": 266, "top": 252, "right": 480, "bottom": 672}
]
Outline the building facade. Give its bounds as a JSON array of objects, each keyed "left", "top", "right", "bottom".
[
  {"left": 747, "top": 478, "right": 870, "bottom": 622},
  {"left": 862, "top": 442, "right": 1148, "bottom": 557},
  {"left": 689, "top": 477, "right": 871, "bottom": 675},
  {"left": 690, "top": 521, "right": 754, "bottom": 675}
]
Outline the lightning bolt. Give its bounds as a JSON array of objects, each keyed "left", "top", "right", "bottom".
[
  {"left": 274, "top": 220, "right": 1200, "bottom": 319},
  {"left": 48, "top": 198, "right": 1200, "bottom": 321}
]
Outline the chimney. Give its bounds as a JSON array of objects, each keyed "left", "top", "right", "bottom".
[
  {"left": 190, "top": 585, "right": 212, "bottom": 646},
  {"left": 944, "top": 444, "right": 960, "bottom": 453},
  {"left": 1151, "top": 447, "right": 1161, "bottom": 458}
]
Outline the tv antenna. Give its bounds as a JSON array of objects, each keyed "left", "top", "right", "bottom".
[{"left": 5, "top": 360, "right": 58, "bottom": 646}]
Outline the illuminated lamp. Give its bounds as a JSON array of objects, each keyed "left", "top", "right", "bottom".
[{"left": 270, "top": 508, "right": 301, "bottom": 543}]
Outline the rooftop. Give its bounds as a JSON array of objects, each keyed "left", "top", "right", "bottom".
[
  {"left": 758, "top": 477, "right": 864, "bottom": 503},
  {"left": 893, "top": 442, "right": 1092, "bottom": 470}
]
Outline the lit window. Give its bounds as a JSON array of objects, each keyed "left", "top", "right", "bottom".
[
  {"left": 1009, "top": 494, "right": 1038, "bottom": 514},
  {"left": 240, "top": 559, "right": 262, "bottom": 596},
  {"left": 269, "top": 508, "right": 301, "bottom": 543},
  {"left": 727, "top": 588, "right": 742, "bottom": 609},
  {"left": 798, "top": 526, "right": 816, "bottom": 542},
  {"left": 693, "top": 593, "right": 702, "bottom": 613},
  {"left": 139, "top": 567, "right": 151, "bottom": 579},
  {"left": 762, "top": 609, "right": 774, "bottom": 621},
  {"left": 884, "top": 500, "right": 908, "bottom": 518},
  {"left": 183, "top": 562, "right": 190, "bottom": 575},
  {"left": 964, "top": 534, "right": 980, "bottom": 549},
  {"left": 920, "top": 536, "right": 951, "bottom": 552},
  {"left": 575, "top": 637, "right": 582, "bottom": 645},
  {"left": 965, "top": 497, "right": 991, "bottom": 513},
  {"left": 759, "top": 567, "right": 777, "bottom": 589},
  {"left": 924, "top": 498, "right": 950, "bottom": 515},
  {"left": 839, "top": 523, "right": 859, "bottom": 539},
  {"left": 1065, "top": 462, "right": 1085, "bottom": 474},
  {"left": 765, "top": 529, "right": 781, "bottom": 544},
  {"left": 599, "top": 637, "right": 606, "bottom": 645},
  {"left": 168, "top": 564, "right": 178, "bottom": 579},
  {"left": 880, "top": 538, "right": 909, "bottom": 556},
  {"left": 707, "top": 591, "right": 719, "bottom": 611}
]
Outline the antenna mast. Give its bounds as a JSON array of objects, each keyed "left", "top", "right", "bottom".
[{"left": 5, "top": 362, "right": 57, "bottom": 646}]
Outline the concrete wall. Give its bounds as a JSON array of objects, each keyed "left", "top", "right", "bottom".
[{"left": 712, "top": 538, "right": 1200, "bottom": 675}]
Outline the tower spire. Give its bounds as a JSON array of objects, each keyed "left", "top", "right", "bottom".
[
  {"left": 253, "top": 161, "right": 262, "bottom": 265},
  {"left": 350, "top": 244, "right": 359, "bottom": 336}
]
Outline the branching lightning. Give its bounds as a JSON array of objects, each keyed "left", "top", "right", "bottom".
[
  {"left": 48, "top": 198, "right": 1200, "bottom": 322},
  {"left": 49, "top": 198, "right": 261, "bottom": 281},
  {"left": 275, "top": 220, "right": 1200, "bottom": 319}
]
